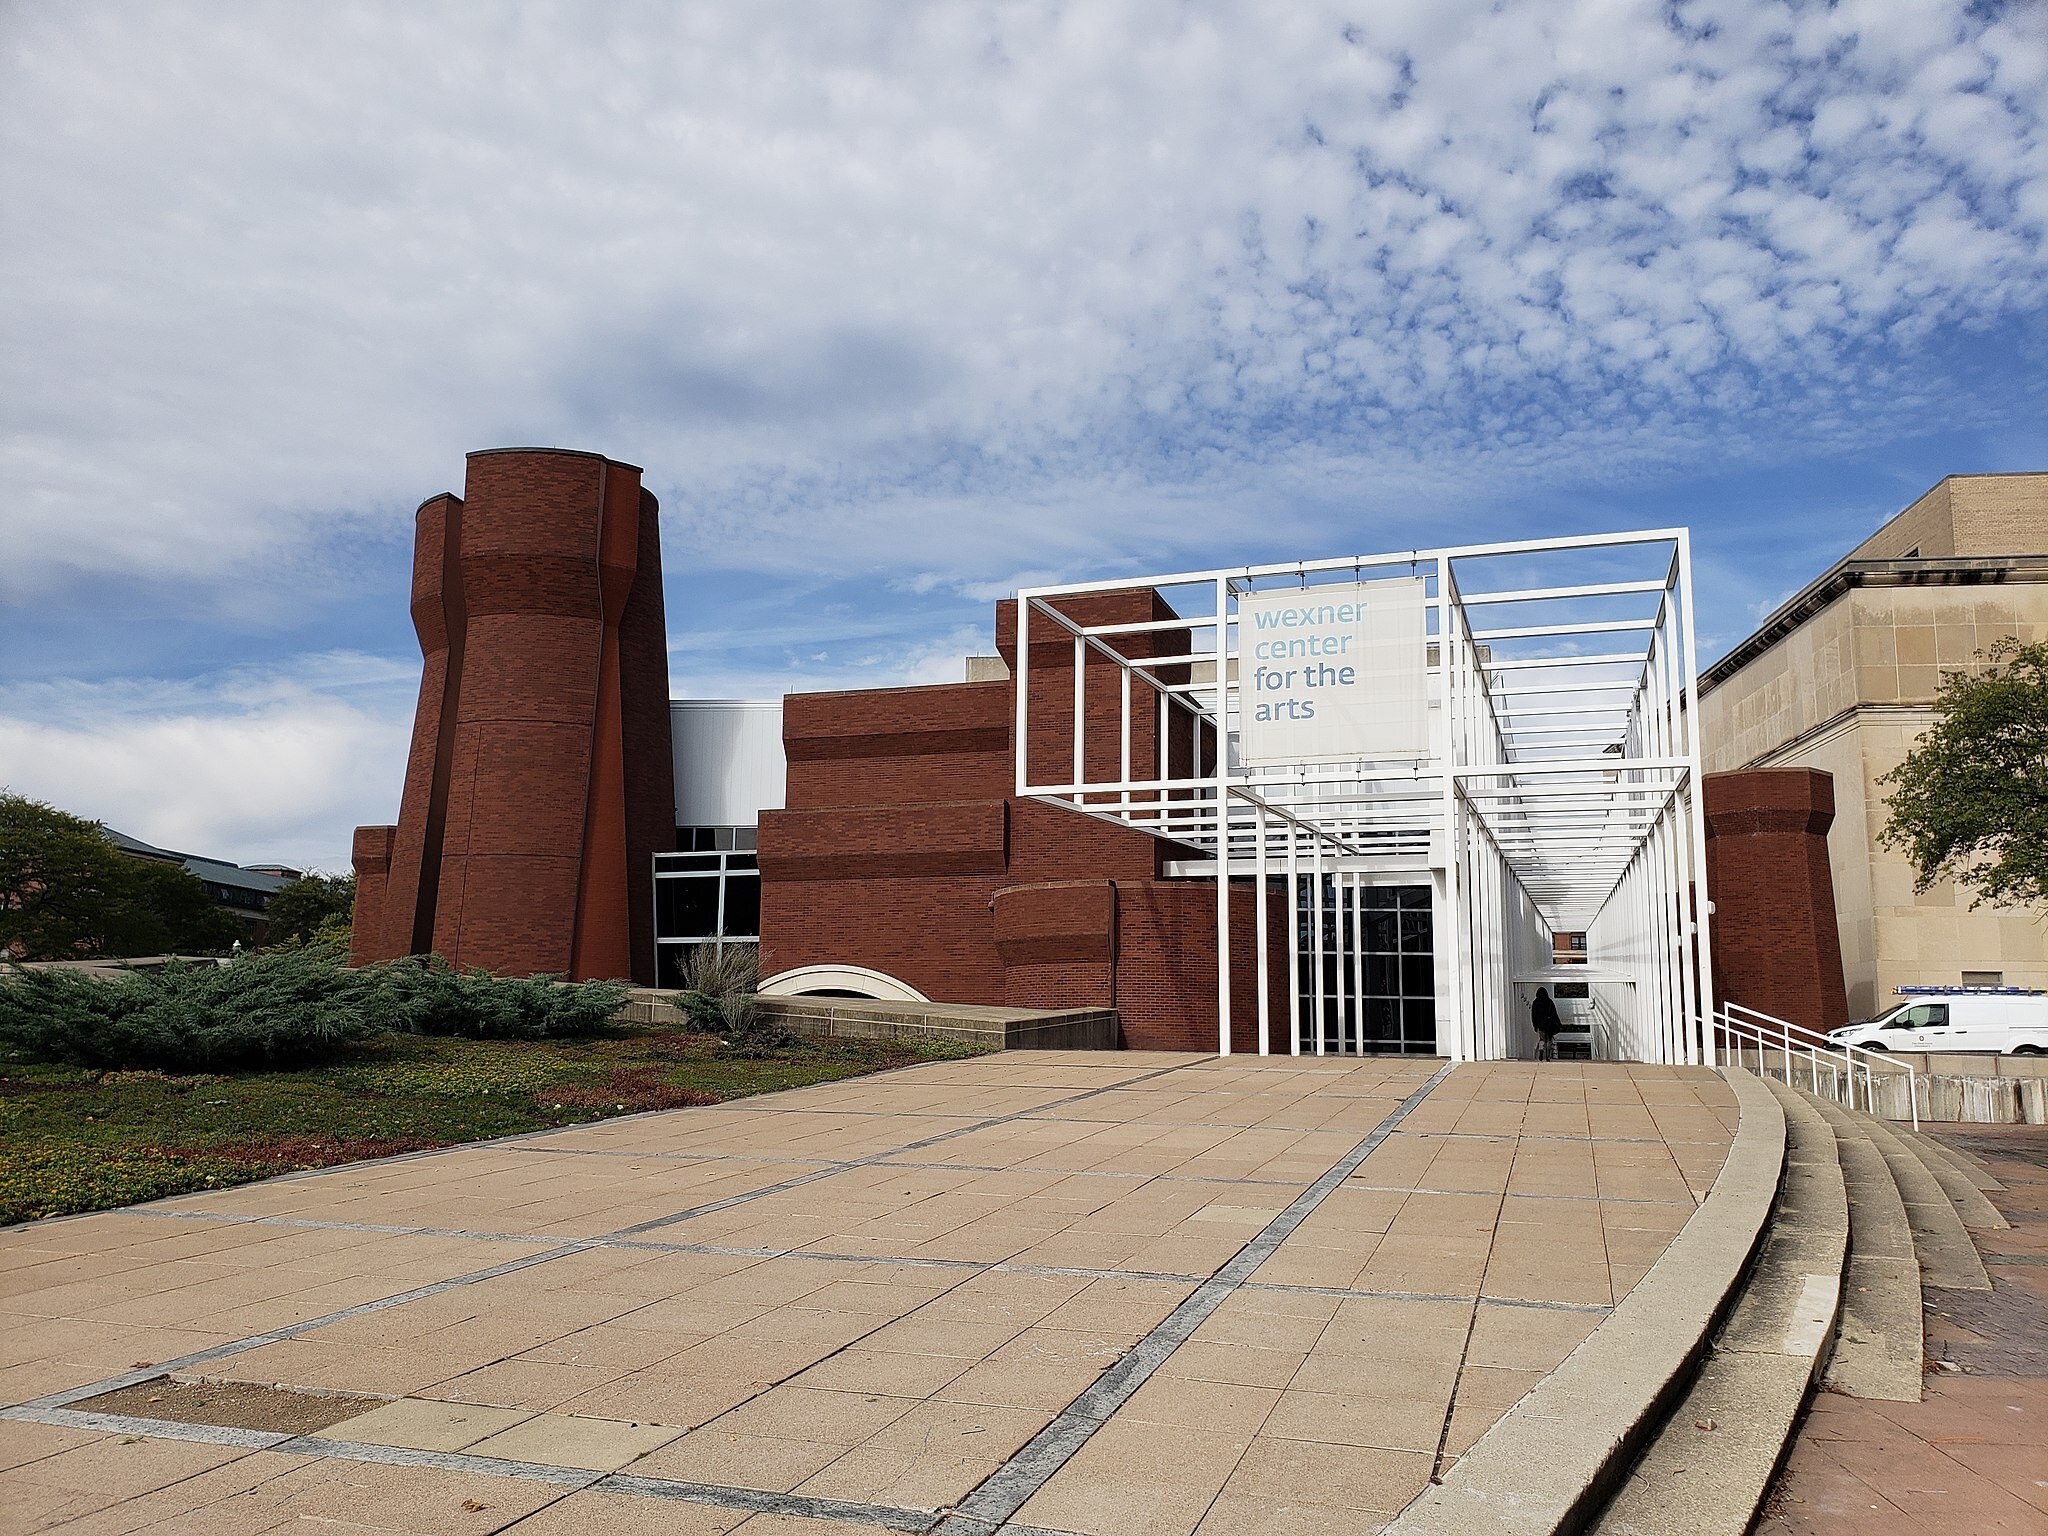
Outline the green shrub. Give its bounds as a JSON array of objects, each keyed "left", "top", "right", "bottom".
[
  {"left": 0, "top": 950, "right": 631, "bottom": 1072},
  {"left": 0, "top": 950, "right": 377, "bottom": 1070},
  {"left": 365, "top": 956, "right": 630, "bottom": 1039}
]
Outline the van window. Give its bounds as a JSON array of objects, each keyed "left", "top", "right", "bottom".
[{"left": 1884, "top": 1003, "right": 1949, "bottom": 1028}]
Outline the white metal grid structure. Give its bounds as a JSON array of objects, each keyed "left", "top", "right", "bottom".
[{"left": 1011, "top": 529, "right": 1716, "bottom": 1064}]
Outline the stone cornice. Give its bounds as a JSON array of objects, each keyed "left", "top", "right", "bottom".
[{"left": 1702, "top": 555, "right": 2048, "bottom": 693}]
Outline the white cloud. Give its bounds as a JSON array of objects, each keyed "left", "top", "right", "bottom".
[
  {"left": 0, "top": 654, "right": 416, "bottom": 871},
  {"left": 1, "top": 0, "right": 2041, "bottom": 603}
]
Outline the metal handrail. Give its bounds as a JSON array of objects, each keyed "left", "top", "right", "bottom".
[{"left": 1715, "top": 1000, "right": 1918, "bottom": 1132}]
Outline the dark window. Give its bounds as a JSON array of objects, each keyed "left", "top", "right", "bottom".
[
  {"left": 654, "top": 829, "right": 763, "bottom": 965},
  {"left": 1297, "top": 881, "right": 1436, "bottom": 1055},
  {"left": 656, "top": 877, "right": 719, "bottom": 938},
  {"left": 722, "top": 874, "right": 761, "bottom": 938}
]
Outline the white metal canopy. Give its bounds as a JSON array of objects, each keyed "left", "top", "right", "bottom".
[{"left": 1011, "top": 528, "right": 1715, "bottom": 1065}]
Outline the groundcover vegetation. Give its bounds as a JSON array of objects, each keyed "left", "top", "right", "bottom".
[{"left": 0, "top": 950, "right": 986, "bottom": 1223}]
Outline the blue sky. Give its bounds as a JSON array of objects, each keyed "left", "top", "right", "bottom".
[{"left": 2, "top": 0, "right": 2044, "bottom": 871}]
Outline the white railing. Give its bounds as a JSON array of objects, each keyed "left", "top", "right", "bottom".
[{"left": 1715, "top": 1000, "right": 1918, "bottom": 1131}]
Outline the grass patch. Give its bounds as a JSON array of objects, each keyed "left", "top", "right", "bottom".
[{"left": 0, "top": 1024, "right": 990, "bottom": 1225}]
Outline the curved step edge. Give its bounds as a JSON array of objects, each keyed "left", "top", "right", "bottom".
[
  {"left": 1853, "top": 1107, "right": 1992, "bottom": 1291},
  {"left": 1806, "top": 1093, "right": 1925, "bottom": 1402},
  {"left": 1383, "top": 1068, "right": 1786, "bottom": 1536},
  {"left": 1903, "top": 1133, "right": 2010, "bottom": 1229},
  {"left": 1586, "top": 1080, "right": 1848, "bottom": 1536}
]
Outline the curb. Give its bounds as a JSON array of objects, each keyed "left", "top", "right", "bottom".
[{"left": 1384, "top": 1067, "right": 1786, "bottom": 1536}]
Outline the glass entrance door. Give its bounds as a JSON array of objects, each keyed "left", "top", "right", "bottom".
[{"left": 1298, "top": 881, "right": 1437, "bottom": 1054}]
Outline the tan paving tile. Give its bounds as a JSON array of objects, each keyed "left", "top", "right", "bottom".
[
  {"left": 0, "top": 1055, "right": 1737, "bottom": 1536},
  {"left": 494, "top": 1487, "right": 749, "bottom": 1533},
  {"left": 934, "top": 1326, "right": 1128, "bottom": 1409},
  {"left": 624, "top": 1428, "right": 847, "bottom": 1493},
  {"left": 699, "top": 1383, "right": 923, "bottom": 1446},
  {"left": 1016, "top": 1415, "right": 1255, "bottom": 1536},
  {"left": 466, "top": 1410, "right": 683, "bottom": 1470},
  {"left": 1215, "top": 1434, "right": 1436, "bottom": 1518},
  {"left": 794, "top": 1444, "right": 1008, "bottom": 1510},
  {"left": 322, "top": 1397, "right": 533, "bottom": 1452}
]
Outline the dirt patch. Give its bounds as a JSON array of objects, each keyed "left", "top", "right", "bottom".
[{"left": 73, "top": 1375, "right": 386, "bottom": 1434}]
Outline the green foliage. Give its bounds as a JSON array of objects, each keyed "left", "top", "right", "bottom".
[
  {"left": 0, "top": 949, "right": 377, "bottom": 1070},
  {"left": 1880, "top": 638, "right": 2048, "bottom": 911},
  {"left": 0, "top": 1028, "right": 994, "bottom": 1222},
  {"left": 715, "top": 990, "right": 797, "bottom": 1057},
  {"left": 0, "top": 793, "right": 239, "bottom": 959},
  {"left": 0, "top": 948, "right": 631, "bottom": 1073},
  {"left": 125, "top": 857, "right": 245, "bottom": 953},
  {"left": 264, "top": 873, "right": 355, "bottom": 947},
  {"left": 365, "top": 956, "right": 631, "bottom": 1039}
]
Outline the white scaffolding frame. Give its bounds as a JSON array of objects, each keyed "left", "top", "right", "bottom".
[{"left": 1012, "top": 528, "right": 1716, "bottom": 1064}]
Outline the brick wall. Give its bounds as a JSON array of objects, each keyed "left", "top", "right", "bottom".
[
  {"left": 348, "top": 825, "right": 394, "bottom": 969},
  {"left": 349, "top": 448, "right": 672, "bottom": 984},
  {"left": 1704, "top": 767, "right": 1850, "bottom": 1033},
  {"left": 761, "top": 589, "right": 1293, "bottom": 1051}
]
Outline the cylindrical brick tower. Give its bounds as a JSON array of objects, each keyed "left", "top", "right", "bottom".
[
  {"left": 1703, "top": 767, "right": 1851, "bottom": 1033},
  {"left": 349, "top": 448, "right": 673, "bottom": 983}
]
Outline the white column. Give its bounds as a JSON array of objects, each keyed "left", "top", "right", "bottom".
[{"left": 1214, "top": 576, "right": 1232, "bottom": 1057}]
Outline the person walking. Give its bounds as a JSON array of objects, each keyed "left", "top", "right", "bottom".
[{"left": 1532, "top": 986, "right": 1562, "bottom": 1062}]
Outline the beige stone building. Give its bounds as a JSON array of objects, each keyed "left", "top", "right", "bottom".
[{"left": 1699, "top": 472, "right": 2048, "bottom": 1017}]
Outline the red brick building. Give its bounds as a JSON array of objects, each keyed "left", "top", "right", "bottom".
[
  {"left": 756, "top": 590, "right": 1288, "bottom": 1051},
  {"left": 350, "top": 447, "right": 1851, "bottom": 1054},
  {"left": 351, "top": 449, "right": 673, "bottom": 986}
]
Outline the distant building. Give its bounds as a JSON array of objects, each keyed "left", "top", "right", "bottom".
[
  {"left": 1699, "top": 473, "right": 2048, "bottom": 1017},
  {"left": 104, "top": 828, "right": 294, "bottom": 938}
]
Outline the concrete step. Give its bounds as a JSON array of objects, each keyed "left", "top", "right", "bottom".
[
  {"left": 1805, "top": 1094, "right": 1925, "bottom": 1402},
  {"left": 1937, "top": 1137, "right": 2002, "bottom": 1184},
  {"left": 1383, "top": 1069, "right": 1786, "bottom": 1536},
  {"left": 1846, "top": 1101, "right": 1992, "bottom": 1292},
  {"left": 1588, "top": 1079, "right": 1847, "bottom": 1536},
  {"left": 1902, "top": 1127, "right": 2009, "bottom": 1218}
]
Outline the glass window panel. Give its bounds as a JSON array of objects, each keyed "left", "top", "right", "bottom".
[
  {"left": 1366, "top": 955, "right": 1399, "bottom": 994},
  {"left": 1363, "top": 998, "right": 1401, "bottom": 1043},
  {"left": 1397, "top": 907, "right": 1431, "bottom": 949},
  {"left": 1401, "top": 954, "right": 1434, "bottom": 995},
  {"left": 1365, "top": 910, "right": 1399, "bottom": 952},
  {"left": 1403, "top": 999, "right": 1438, "bottom": 1047},
  {"left": 657, "top": 942, "right": 701, "bottom": 989},
  {"left": 721, "top": 874, "right": 761, "bottom": 938},
  {"left": 655, "top": 877, "right": 720, "bottom": 938}
]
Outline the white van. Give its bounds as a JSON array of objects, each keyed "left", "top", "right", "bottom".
[{"left": 1830, "top": 989, "right": 2048, "bottom": 1055}]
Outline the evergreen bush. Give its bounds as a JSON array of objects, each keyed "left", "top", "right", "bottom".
[
  {"left": 365, "top": 956, "right": 630, "bottom": 1039},
  {"left": 0, "top": 950, "right": 376, "bottom": 1069},
  {"left": 0, "top": 950, "right": 632, "bottom": 1071}
]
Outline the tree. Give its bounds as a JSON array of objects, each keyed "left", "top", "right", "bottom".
[
  {"left": 264, "top": 873, "right": 356, "bottom": 947},
  {"left": 0, "top": 792, "right": 241, "bottom": 958},
  {"left": 1880, "top": 638, "right": 2048, "bottom": 911}
]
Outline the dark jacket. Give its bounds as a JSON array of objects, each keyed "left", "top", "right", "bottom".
[{"left": 1532, "top": 989, "right": 1562, "bottom": 1037}]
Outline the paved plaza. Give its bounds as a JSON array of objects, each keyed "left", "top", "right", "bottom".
[{"left": 2, "top": 1052, "right": 1738, "bottom": 1535}]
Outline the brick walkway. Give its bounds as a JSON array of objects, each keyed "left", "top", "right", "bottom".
[
  {"left": 1760, "top": 1123, "right": 2048, "bottom": 1536},
  {"left": 1, "top": 1053, "right": 1736, "bottom": 1535}
]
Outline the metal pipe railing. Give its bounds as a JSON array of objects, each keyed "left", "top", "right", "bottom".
[{"left": 1714, "top": 1000, "right": 1918, "bottom": 1131}]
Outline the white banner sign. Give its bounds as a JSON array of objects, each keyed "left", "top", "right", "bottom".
[{"left": 1237, "top": 577, "right": 1430, "bottom": 766}]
